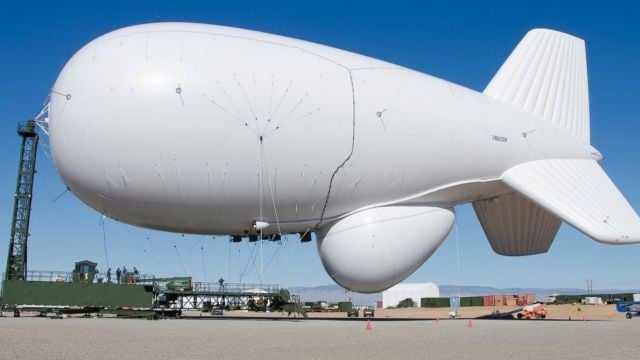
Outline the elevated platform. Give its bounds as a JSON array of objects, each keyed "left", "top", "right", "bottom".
[
  {"left": 151, "top": 280, "right": 290, "bottom": 312},
  {"left": 1, "top": 272, "right": 304, "bottom": 317}
]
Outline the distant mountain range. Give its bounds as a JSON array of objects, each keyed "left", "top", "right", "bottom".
[{"left": 291, "top": 284, "right": 640, "bottom": 305}]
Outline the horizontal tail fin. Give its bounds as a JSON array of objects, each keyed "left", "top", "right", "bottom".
[
  {"left": 502, "top": 159, "right": 640, "bottom": 243},
  {"left": 484, "top": 29, "right": 590, "bottom": 143}
]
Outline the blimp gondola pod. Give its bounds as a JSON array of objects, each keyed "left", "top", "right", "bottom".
[
  {"left": 317, "top": 206, "right": 454, "bottom": 293},
  {"left": 48, "top": 23, "right": 640, "bottom": 293}
]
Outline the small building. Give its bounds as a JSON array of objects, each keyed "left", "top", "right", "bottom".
[
  {"left": 581, "top": 297, "right": 603, "bottom": 305},
  {"left": 73, "top": 260, "right": 98, "bottom": 283},
  {"left": 383, "top": 282, "right": 439, "bottom": 308}
]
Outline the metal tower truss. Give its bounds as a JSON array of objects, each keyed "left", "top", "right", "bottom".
[
  {"left": 5, "top": 120, "right": 39, "bottom": 281},
  {"left": 34, "top": 101, "right": 50, "bottom": 136}
]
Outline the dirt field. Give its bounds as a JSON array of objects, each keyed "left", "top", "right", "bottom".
[
  {"left": 362, "top": 304, "right": 624, "bottom": 320},
  {"left": 193, "top": 303, "right": 625, "bottom": 320}
]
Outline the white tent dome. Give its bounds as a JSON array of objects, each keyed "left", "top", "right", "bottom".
[{"left": 382, "top": 282, "right": 439, "bottom": 308}]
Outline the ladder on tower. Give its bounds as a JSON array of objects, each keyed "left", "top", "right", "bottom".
[{"left": 5, "top": 120, "right": 38, "bottom": 281}]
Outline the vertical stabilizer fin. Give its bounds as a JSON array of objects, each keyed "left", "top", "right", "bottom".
[
  {"left": 473, "top": 192, "right": 561, "bottom": 256},
  {"left": 502, "top": 159, "right": 640, "bottom": 243},
  {"left": 484, "top": 29, "right": 590, "bottom": 143}
]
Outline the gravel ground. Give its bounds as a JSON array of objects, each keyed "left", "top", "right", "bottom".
[{"left": 1, "top": 317, "right": 638, "bottom": 359}]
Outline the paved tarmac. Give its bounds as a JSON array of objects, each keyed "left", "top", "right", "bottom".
[{"left": 1, "top": 317, "right": 638, "bottom": 359}]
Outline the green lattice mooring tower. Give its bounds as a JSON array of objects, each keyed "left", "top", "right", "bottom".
[{"left": 5, "top": 120, "right": 38, "bottom": 281}]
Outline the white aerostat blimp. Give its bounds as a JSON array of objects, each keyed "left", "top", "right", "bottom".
[{"left": 48, "top": 23, "right": 640, "bottom": 293}]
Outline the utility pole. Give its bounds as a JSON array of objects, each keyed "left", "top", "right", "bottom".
[{"left": 5, "top": 120, "right": 38, "bottom": 281}]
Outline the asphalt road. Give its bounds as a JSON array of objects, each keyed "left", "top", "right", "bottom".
[{"left": 0, "top": 317, "right": 637, "bottom": 359}]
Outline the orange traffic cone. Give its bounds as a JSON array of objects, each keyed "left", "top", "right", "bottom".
[
  {"left": 366, "top": 318, "right": 372, "bottom": 331},
  {"left": 468, "top": 319, "right": 473, "bottom": 328}
]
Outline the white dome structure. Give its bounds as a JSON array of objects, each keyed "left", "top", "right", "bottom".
[{"left": 382, "top": 282, "right": 439, "bottom": 308}]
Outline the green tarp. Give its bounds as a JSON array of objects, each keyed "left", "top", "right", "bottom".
[{"left": 1, "top": 280, "right": 153, "bottom": 308}]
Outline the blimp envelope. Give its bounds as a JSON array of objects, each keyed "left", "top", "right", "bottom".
[{"left": 45, "top": 23, "right": 640, "bottom": 293}]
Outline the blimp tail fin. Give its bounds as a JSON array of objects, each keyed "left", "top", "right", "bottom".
[
  {"left": 473, "top": 192, "right": 561, "bottom": 256},
  {"left": 484, "top": 29, "right": 590, "bottom": 144},
  {"left": 502, "top": 159, "right": 640, "bottom": 244}
]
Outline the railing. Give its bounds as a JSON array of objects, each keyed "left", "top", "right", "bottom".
[
  {"left": 5, "top": 270, "right": 155, "bottom": 284},
  {"left": 193, "top": 282, "right": 282, "bottom": 294},
  {"left": 0, "top": 272, "right": 282, "bottom": 295},
  {"left": 25, "top": 270, "right": 73, "bottom": 282}
]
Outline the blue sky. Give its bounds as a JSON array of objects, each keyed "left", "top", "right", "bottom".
[{"left": 1, "top": 1, "right": 638, "bottom": 292}]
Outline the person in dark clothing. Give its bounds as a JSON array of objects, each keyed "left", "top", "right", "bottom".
[
  {"left": 106, "top": 268, "right": 112, "bottom": 283},
  {"left": 116, "top": 267, "right": 122, "bottom": 284},
  {"left": 218, "top": 277, "right": 225, "bottom": 291}
]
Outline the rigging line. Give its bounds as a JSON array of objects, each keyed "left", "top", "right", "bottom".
[
  {"left": 269, "top": 235, "right": 293, "bottom": 288},
  {"left": 235, "top": 74, "right": 259, "bottom": 122},
  {"left": 227, "top": 237, "right": 231, "bottom": 281},
  {"left": 36, "top": 146, "right": 99, "bottom": 233},
  {"left": 201, "top": 246, "right": 207, "bottom": 282},
  {"left": 283, "top": 234, "right": 319, "bottom": 288},
  {"left": 214, "top": 85, "right": 259, "bottom": 137},
  {"left": 290, "top": 262, "right": 324, "bottom": 288},
  {"left": 216, "top": 81, "right": 248, "bottom": 120},
  {"left": 282, "top": 237, "right": 294, "bottom": 289},
  {"left": 187, "top": 256, "right": 195, "bottom": 279},
  {"left": 123, "top": 226, "right": 149, "bottom": 252},
  {"left": 37, "top": 138, "right": 54, "bottom": 164},
  {"left": 237, "top": 248, "right": 242, "bottom": 282},
  {"left": 142, "top": 249, "right": 180, "bottom": 275},
  {"left": 173, "top": 245, "right": 188, "bottom": 276},
  {"left": 178, "top": 234, "right": 196, "bottom": 275},
  {"left": 239, "top": 241, "right": 258, "bottom": 278},
  {"left": 187, "top": 235, "right": 205, "bottom": 252},
  {"left": 269, "top": 80, "right": 293, "bottom": 121},
  {"left": 154, "top": 163, "right": 168, "bottom": 201},
  {"left": 260, "top": 142, "right": 283, "bottom": 235},
  {"left": 264, "top": 84, "right": 307, "bottom": 136},
  {"left": 455, "top": 219, "right": 461, "bottom": 300},
  {"left": 268, "top": 75, "right": 275, "bottom": 123},
  {"left": 258, "top": 233, "right": 263, "bottom": 283},
  {"left": 122, "top": 227, "right": 179, "bottom": 275},
  {"left": 252, "top": 71, "right": 258, "bottom": 126},
  {"left": 265, "top": 110, "right": 317, "bottom": 138},
  {"left": 52, "top": 186, "right": 71, "bottom": 203},
  {"left": 285, "top": 234, "right": 303, "bottom": 258},
  {"left": 261, "top": 240, "right": 284, "bottom": 276},
  {"left": 209, "top": 98, "right": 256, "bottom": 133},
  {"left": 315, "top": 70, "right": 357, "bottom": 229},
  {"left": 278, "top": 94, "right": 308, "bottom": 127},
  {"left": 205, "top": 159, "right": 214, "bottom": 205},
  {"left": 50, "top": 90, "right": 71, "bottom": 99},
  {"left": 100, "top": 215, "right": 111, "bottom": 269},
  {"left": 257, "top": 137, "right": 265, "bottom": 283}
]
